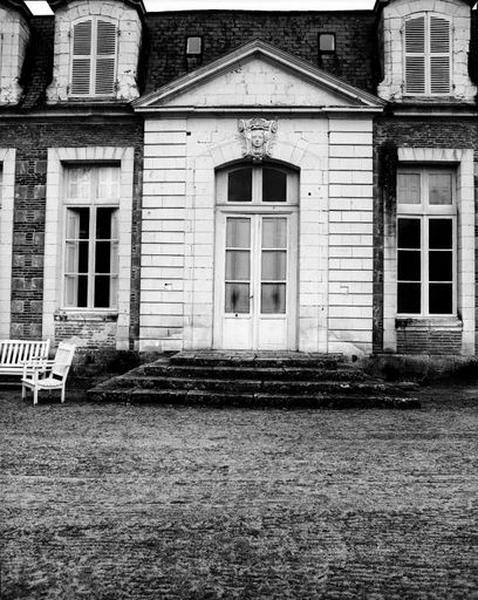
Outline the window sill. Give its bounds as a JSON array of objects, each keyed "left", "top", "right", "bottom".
[
  {"left": 55, "top": 310, "right": 118, "bottom": 323},
  {"left": 395, "top": 317, "right": 462, "bottom": 330}
]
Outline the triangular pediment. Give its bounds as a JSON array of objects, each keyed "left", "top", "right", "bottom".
[{"left": 134, "top": 40, "right": 384, "bottom": 112}]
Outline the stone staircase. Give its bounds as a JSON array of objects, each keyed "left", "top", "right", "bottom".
[{"left": 88, "top": 351, "right": 420, "bottom": 408}]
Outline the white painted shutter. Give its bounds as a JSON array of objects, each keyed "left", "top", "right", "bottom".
[
  {"left": 405, "top": 16, "right": 426, "bottom": 94},
  {"left": 429, "top": 16, "right": 451, "bottom": 94},
  {"left": 71, "top": 20, "right": 92, "bottom": 95},
  {"left": 95, "top": 20, "right": 116, "bottom": 95}
]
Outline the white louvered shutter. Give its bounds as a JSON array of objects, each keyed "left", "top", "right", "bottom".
[
  {"left": 430, "top": 16, "right": 451, "bottom": 94},
  {"left": 405, "top": 15, "right": 426, "bottom": 94},
  {"left": 71, "top": 20, "right": 92, "bottom": 95},
  {"left": 95, "top": 20, "right": 117, "bottom": 95}
]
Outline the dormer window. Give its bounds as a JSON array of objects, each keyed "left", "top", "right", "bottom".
[
  {"left": 319, "top": 33, "right": 336, "bottom": 54},
  {"left": 404, "top": 13, "right": 451, "bottom": 95},
  {"left": 47, "top": 0, "right": 142, "bottom": 104},
  {"left": 0, "top": 4, "right": 30, "bottom": 105},
  {"left": 71, "top": 17, "right": 117, "bottom": 97},
  {"left": 377, "top": 0, "right": 476, "bottom": 103},
  {"left": 186, "top": 36, "right": 202, "bottom": 56}
]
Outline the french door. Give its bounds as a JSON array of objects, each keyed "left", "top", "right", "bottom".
[{"left": 214, "top": 211, "right": 297, "bottom": 350}]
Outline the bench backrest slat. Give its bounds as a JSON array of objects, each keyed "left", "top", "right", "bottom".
[{"left": 0, "top": 340, "right": 50, "bottom": 367}]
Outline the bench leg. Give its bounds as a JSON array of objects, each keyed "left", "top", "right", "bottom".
[
  {"left": 22, "top": 384, "right": 26, "bottom": 400},
  {"left": 61, "top": 383, "right": 66, "bottom": 404},
  {"left": 33, "top": 388, "right": 38, "bottom": 406}
]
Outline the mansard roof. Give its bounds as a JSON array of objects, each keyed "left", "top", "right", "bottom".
[{"left": 134, "top": 39, "right": 384, "bottom": 113}]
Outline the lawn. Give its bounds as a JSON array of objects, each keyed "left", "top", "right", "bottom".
[{"left": 1, "top": 388, "right": 477, "bottom": 599}]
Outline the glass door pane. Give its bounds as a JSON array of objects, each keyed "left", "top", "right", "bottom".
[
  {"left": 225, "top": 217, "right": 251, "bottom": 313},
  {"left": 261, "top": 217, "right": 287, "bottom": 314}
]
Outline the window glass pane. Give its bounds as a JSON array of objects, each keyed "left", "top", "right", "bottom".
[
  {"left": 95, "top": 241, "right": 111, "bottom": 273},
  {"left": 262, "top": 251, "right": 287, "bottom": 281},
  {"left": 77, "top": 275, "right": 88, "bottom": 307},
  {"left": 429, "top": 172, "right": 452, "bottom": 205},
  {"left": 429, "top": 219, "right": 452, "bottom": 249},
  {"left": 397, "top": 173, "right": 420, "bottom": 204},
  {"left": 319, "top": 33, "right": 335, "bottom": 52},
  {"left": 225, "top": 283, "right": 250, "bottom": 313},
  {"left": 64, "top": 275, "right": 78, "bottom": 307},
  {"left": 66, "top": 168, "right": 90, "bottom": 200},
  {"left": 78, "top": 208, "right": 90, "bottom": 239},
  {"left": 97, "top": 167, "right": 120, "bottom": 201},
  {"left": 96, "top": 207, "right": 115, "bottom": 239},
  {"left": 261, "top": 283, "right": 286, "bottom": 314},
  {"left": 398, "top": 218, "right": 420, "bottom": 248},
  {"left": 94, "top": 275, "right": 111, "bottom": 308},
  {"left": 65, "top": 241, "right": 79, "bottom": 273},
  {"left": 397, "top": 283, "right": 421, "bottom": 313},
  {"left": 78, "top": 241, "right": 89, "bottom": 273},
  {"left": 262, "top": 168, "right": 287, "bottom": 203},
  {"left": 429, "top": 251, "right": 452, "bottom": 281},
  {"left": 226, "top": 218, "right": 250, "bottom": 248},
  {"left": 262, "top": 218, "right": 287, "bottom": 249},
  {"left": 226, "top": 251, "right": 250, "bottom": 281},
  {"left": 186, "top": 36, "right": 202, "bottom": 54},
  {"left": 429, "top": 283, "right": 452, "bottom": 314},
  {"left": 228, "top": 168, "right": 252, "bottom": 202},
  {"left": 398, "top": 250, "right": 420, "bottom": 281}
]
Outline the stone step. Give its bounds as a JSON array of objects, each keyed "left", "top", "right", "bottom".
[
  {"left": 168, "top": 351, "right": 346, "bottom": 369},
  {"left": 100, "top": 375, "right": 416, "bottom": 397},
  {"left": 87, "top": 387, "right": 420, "bottom": 409},
  {"left": 128, "top": 363, "right": 369, "bottom": 382}
]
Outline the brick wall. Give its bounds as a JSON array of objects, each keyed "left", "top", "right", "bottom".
[
  {"left": 0, "top": 117, "right": 143, "bottom": 348},
  {"left": 374, "top": 117, "right": 478, "bottom": 355},
  {"left": 396, "top": 328, "right": 463, "bottom": 355}
]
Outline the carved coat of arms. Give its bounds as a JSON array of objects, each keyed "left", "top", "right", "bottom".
[{"left": 238, "top": 118, "right": 278, "bottom": 161}]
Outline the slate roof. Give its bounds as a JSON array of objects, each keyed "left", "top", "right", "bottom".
[{"left": 3, "top": 6, "right": 478, "bottom": 112}]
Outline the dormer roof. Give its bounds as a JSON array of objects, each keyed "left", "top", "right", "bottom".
[
  {"left": 374, "top": 0, "right": 476, "bottom": 10},
  {"left": 48, "top": 0, "right": 146, "bottom": 15},
  {"left": 1, "top": 0, "right": 32, "bottom": 19}
]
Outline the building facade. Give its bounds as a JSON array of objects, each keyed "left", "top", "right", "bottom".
[{"left": 0, "top": 0, "right": 477, "bottom": 360}]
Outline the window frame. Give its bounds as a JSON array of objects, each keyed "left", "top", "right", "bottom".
[
  {"left": 69, "top": 15, "right": 118, "bottom": 98},
  {"left": 403, "top": 12, "right": 452, "bottom": 97},
  {"left": 396, "top": 167, "right": 457, "bottom": 317},
  {"left": 61, "top": 164, "right": 120, "bottom": 311},
  {"left": 216, "top": 163, "right": 299, "bottom": 208}
]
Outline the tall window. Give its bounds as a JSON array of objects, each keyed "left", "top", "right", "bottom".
[
  {"left": 63, "top": 165, "right": 119, "bottom": 308},
  {"left": 404, "top": 13, "right": 451, "bottom": 95},
  {"left": 70, "top": 17, "right": 117, "bottom": 96},
  {"left": 397, "top": 168, "right": 456, "bottom": 316}
]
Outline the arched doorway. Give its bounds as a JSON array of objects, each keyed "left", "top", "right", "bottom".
[{"left": 213, "top": 163, "right": 299, "bottom": 350}]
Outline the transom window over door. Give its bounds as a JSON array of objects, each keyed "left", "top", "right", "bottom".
[
  {"left": 397, "top": 168, "right": 456, "bottom": 316},
  {"left": 63, "top": 165, "right": 120, "bottom": 309},
  {"left": 215, "top": 163, "right": 298, "bottom": 350}
]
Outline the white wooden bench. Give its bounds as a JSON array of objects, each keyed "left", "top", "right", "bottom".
[{"left": 0, "top": 339, "right": 50, "bottom": 378}]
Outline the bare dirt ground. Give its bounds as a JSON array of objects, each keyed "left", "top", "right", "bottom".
[{"left": 1, "top": 384, "right": 477, "bottom": 599}]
